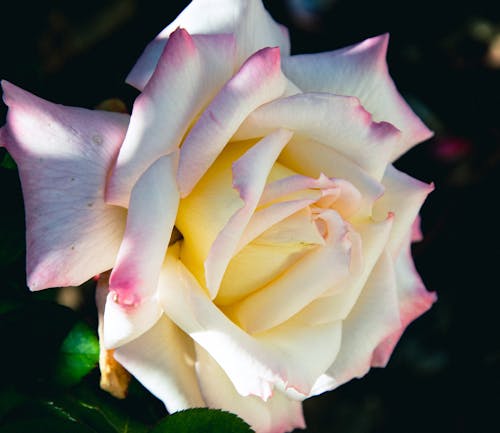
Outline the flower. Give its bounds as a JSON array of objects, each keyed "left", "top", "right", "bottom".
[{"left": 0, "top": 0, "right": 436, "bottom": 432}]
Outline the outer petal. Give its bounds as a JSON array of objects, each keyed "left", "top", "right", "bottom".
[
  {"left": 311, "top": 251, "right": 401, "bottom": 395},
  {"left": 127, "top": 0, "right": 290, "bottom": 90},
  {"left": 177, "top": 46, "right": 287, "bottom": 197},
  {"left": 97, "top": 271, "right": 162, "bottom": 351},
  {"left": 108, "top": 152, "right": 179, "bottom": 307},
  {"left": 234, "top": 92, "right": 401, "bottom": 180},
  {"left": 373, "top": 164, "right": 434, "bottom": 256},
  {"left": 107, "top": 29, "right": 236, "bottom": 207},
  {"left": 371, "top": 228, "right": 436, "bottom": 366},
  {"left": 281, "top": 34, "right": 433, "bottom": 159},
  {"left": 114, "top": 315, "right": 206, "bottom": 412},
  {"left": 1, "top": 81, "right": 127, "bottom": 290},
  {"left": 195, "top": 344, "right": 305, "bottom": 433},
  {"left": 102, "top": 292, "right": 162, "bottom": 349}
]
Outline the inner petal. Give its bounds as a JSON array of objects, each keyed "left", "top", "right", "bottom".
[{"left": 215, "top": 208, "right": 321, "bottom": 306}]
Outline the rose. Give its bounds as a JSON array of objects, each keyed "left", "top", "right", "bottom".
[{"left": 0, "top": 0, "right": 436, "bottom": 432}]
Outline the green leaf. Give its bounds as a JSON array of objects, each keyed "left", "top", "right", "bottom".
[
  {"left": 54, "top": 321, "right": 100, "bottom": 386},
  {"left": 0, "top": 152, "right": 17, "bottom": 170},
  {"left": 149, "top": 409, "right": 254, "bottom": 433},
  {"left": 49, "top": 381, "right": 151, "bottom": 433}
]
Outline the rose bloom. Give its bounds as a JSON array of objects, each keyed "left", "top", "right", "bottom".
[{"left": 0, "top": 1, "right": 436, "bottom": 432}]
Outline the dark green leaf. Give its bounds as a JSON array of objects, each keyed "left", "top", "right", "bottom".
[
  {"left": 0, "top": 386, "right": 28, "bottom": 421},
  {"left": 54, "top": 321, "right": 100, "bottom": 386},
  {"left": 0, "top": 152, "right": 17, "bottom": 170},
  {"left": 149, "top": 409, "right": 254, "bottom": 433},
  {"left": 50, "top": 381, "right": 151, "bottom": 433}
]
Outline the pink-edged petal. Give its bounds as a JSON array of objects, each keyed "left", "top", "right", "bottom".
[
  {"left": 290, "top": 214, "right": 394, "bottom": 325},
  {"left": 1, "top": 81, "right": 127, "bottom": 290},
  {"left": 102, "top": 291, "right": 163, "bottom": 349},
  {"left": 195, "top": 344, "right": 305, "bottom": 433},
  {"left": 107, "top": 29, "right": 236, "bottom": 207},
  {"left": 127, "top": 0, "right": 290, "bottom": 90},
  {"left": 108, "top": 152, "right": 179, "bottom": 307},
  {"left": 177, "top": 47, "right": 287, "bottom": 197},
  {"left": 373, "top": 164, "right": 434, "bottom": 256},
  {"left": 281, "top": 34, "right": 433, "bottom": 159},
  {"left": 371, "top": 230, "right": 436, "bottom": 366},
  {"left": 96, "top": 271, "right": 162, "bottom": 349},
  {"left": 114, "top": 315, "right": 206, "bottom": 412},
  {"left": 234, "top": 92, "right": 401, "bottom": 180},
  {"left": 204, "top": 129, "right": 293, "bottom": 298},
  {"left": 96, "top": 273, "right": 132, "bottom": 399},
  {"left": 311, "top": 251, "right": 401, "bottom": 395},
  {"left": 227, "top": 210, "right": 357, "bottom": 334},
  {"left": 279, "top": 136, "right": 384, "bottom": 218}
]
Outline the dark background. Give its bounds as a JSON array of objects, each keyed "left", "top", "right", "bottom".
[{"left": 1, "top": 1, "right": 499, "bottom": 432}]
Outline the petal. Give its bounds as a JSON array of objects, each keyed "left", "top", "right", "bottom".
[
  {"left": 96, "top": 272, "right": 163, "bottom": 350},
  {"left": 195, "top": 344, "right": 306, "bottom": 433},
  {"left": 127, "top": 0, "right": 290, "bottom": 90},
  {"left": 177, "top": 46, "right": 287, "bottom": 197},
  {"left": 256, "top": 318, "right": 342, "bottom": 398},
  {"left": 204, "top": 128, "right": 294, "bottom": 298},
  {"left": 1, "top": 81, "right": 127, "bottom": 290},
  {"left": 160, "top": 245, "right": 342, "bottom": 399},
  {"left": 371, "top": 230, "right": 436, "bottom": 366},
  {"left": 102, "top": 292, "right": 163, "bottom": 349},
  {"left": 159, "top": 247, "right": 281, "bottom": 400},
  {"left": 95, "top": 274, "right": 131, "bottom": 399},
  {"left": 258, "top": 173, "right": 362, "bottom": 220},
  {"left": 107, "top": 29, "right": 236, "bottom": 207},
  {"left": 234, "top": 92, "right": 401, "bottom": 180},
  {"left": 373, "top": 164, "right": 434, "bottom": 256},
  {"left": 311, "top": 251, "right": 401, "bottom": 395},
  {"left": 108, "top": 152, "right": 179, "bottom": 307},
  {"left": 290, "top": 214, "right": 394, "bottom": 325},
  {"left": 227, "top": 210, "right": 356, "bottom": 334},
  {"left": 236, "top": 200, "right": 323, "bottom": 252},
  {"left": 216, "top": 208, "right": 323, "bottom": 307},
  {"left": 114, "top": 315, "right": 206, "bottom": 412},
  {"left": 281, "top": 34, "right": 433, "bottom": 159},
  {"left": 279, "top": 136, "right": 384, "bottom": 219}
]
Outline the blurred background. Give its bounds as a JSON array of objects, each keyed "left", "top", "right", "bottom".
[{"left": 1, "top": 1, "right": 499, "bottom": 432}]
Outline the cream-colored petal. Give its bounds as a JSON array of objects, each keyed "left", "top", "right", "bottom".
[
  {"left": 195, "top": 345, "right": 305, "bottom": 433},
  {"left": 114, "top": 316, "right": 206, "bottom": 413}
]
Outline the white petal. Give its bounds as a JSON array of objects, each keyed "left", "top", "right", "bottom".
[
  {"left": 234, "top": 93, "right": 401, "bottom": 180},
  {"left": 282, "top": 34, "right": 433, "bottom": 159},
  {"left": 195, "top": 344, "right": 305, "bottom": 433},
  {"left": 114, "top": 315, "right": 206, "bottom": 412},
  {"left": 127, "top": 0, "right": 290, "bottom": 90},
  {"left": 311, "top": 251, "right": 401, "bottom": 395}
]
